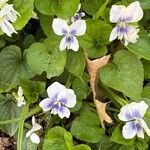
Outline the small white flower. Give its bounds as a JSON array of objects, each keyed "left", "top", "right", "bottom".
[
  {"left": 118, "top": 101, "right": 150, "bottom": 139},
  {"left": 39, "top": 82, "right": 76, "bottom": 119},
  {"left": 0, "top": 2, "right": 20, "bottom": 36},
  {"left": 26, "top": 116, "right": 42, "bottom": 144},
  {"left": 13, "top": 86, "right": 26, "bottom": 107},
  {"left": 1, "top": 4, "right": 20, "bottom": 22},
  {"left": 52, "top": 18, "right": 86, "bottom": 52},
  {"left": 71, "top": 3, "right": 85, "bottom": 22},
  {"left": 109, "top": 1, "right": 143, "bottom": 46}
]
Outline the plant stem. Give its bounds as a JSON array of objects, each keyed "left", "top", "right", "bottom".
[
  {"left": 0, "top": 105, "right": 41, "bottom": 125},
  {"left": 17, "top": 103, "right": 29, "bottom": 150},
  {"left": 93, "top": 0, "right": 109, "bottom": 19}
]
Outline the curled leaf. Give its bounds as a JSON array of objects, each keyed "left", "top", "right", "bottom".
[{"left": 86, "top": 54, "right": 113, "bottom": 126}]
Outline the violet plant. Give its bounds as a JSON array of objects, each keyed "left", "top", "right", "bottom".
[{"left": 0, "top": 0, "right": 149, "bottom": 150}]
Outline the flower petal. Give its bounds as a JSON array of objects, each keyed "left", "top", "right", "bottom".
[
  {"left": 26, "top": 130, "right": 32, "bottom": 137},
  {"left": 137, "top": 128, "right": 144, "bottom": 139},
  {"left": 118, "top": 103, "right": 135, "bottom": 121},
  {"left": 57, "top": 106, "right": 70, "bottom": 119},
  {"left": 32, "top": 123, "right": 42, "bottom": 132},
  {"left": 59, "top": 36, "right": 68, "bottom": 51},
  {"left": 0, "top": 0, "right": 8, "bottom": 7},
  {"left": 109, "top": 26, "right": 118, "bottom": 42},
  {"left": 58, "top": 89, "right": 76, "bottom": 108},
  {"left": 30, "top": 133, "right": 40, "bottom": 144},
  {"left": 39, "top": 98, "right": 54, "bottom": 112},
  {"left": 118, "top": 101, "right": 148, "bottom": 121},
  {"left": 70, "top": 20, "right": 86, "bottom": 36},
  {"left": 122, "top": 121, "right": 137, "bottom": 139},
  {"left": 140, "top": 118, "right": 150, "bottom": 136},
  {"left": 136, "top": 101, "right": 148, "bottom": 118},
  {"left": 110, "top": 5, "right": 126, "bottom": 23},
  {"left": 65, "top": 89, "right": 76, "bottom": 108},
  {"left": 126, "top": 1, "right": 143, "bottom": 22},
  {"left": 32, "top": 116, "right": 42, "bottom": 132},
  {"left": 69, "top": 36, "right": 79, "bottom": 51},
  {"left": 51, "top": 104, "right": 59, "bottom": 115},
  {"left": 18, "top": 86, "right": 23, "bottom": 97},
  {"left": 0, "top": 19, "right": 16, "bottom": 36},
  {"left": 2, "top": 4, "right": 20, "bottom": 22},
  {"left": 52, "top": 18, "right": 69, "bottom": 36},
  {"left": 124, "top": 26, "right": 139, "bottom": 46},
  {"left": 17, "top": 98, "right": 26, "bottom": 107},
  {"left": 32, "top": 116, "right": 35, "bottom": 125},
  {"left": 47, "top": 82, "right": 66, "bottom": 99}
]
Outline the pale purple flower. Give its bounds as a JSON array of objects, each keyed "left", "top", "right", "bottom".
[
  {"left": 118, "top": 101, "right": 150, "bottom": 139},
  {"left": 71, "top": 3, "right": 85, "bottom": 22},
  {"left": 39, "top": 82, "right": 76, "bottom": 119},
  {"left": 52, "top": 18, "right": 86, "bottom": 52},
  {"left": 109, "top": 1, "right": 143, "bottom": 46}
]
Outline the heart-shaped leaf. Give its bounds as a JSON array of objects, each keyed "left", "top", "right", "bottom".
[{"left": 100, "top": 50, "right": 144, "bottom": 100}]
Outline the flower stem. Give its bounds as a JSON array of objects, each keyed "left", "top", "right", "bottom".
[{"left": 17, "top": 103, "right": 29, "bottom": 150}]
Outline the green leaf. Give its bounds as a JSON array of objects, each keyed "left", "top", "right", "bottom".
[
  {"left": 51, "top": 0, "right": 80, "bottom": 19},
  {"left": 34, "top": 0, "right": 54, "bottom": 15},
  {"left": 71, "top": 110, "right": 105, "bottom": 143},
  {"left": 72, "top": 74, "right": 90, "bottom": 100},
  {"left": 100, "top": 50, "right": 144, "bottom": 100},
  {"left": 27, "top": 38, "right": 66, "bottom": 78},
  {"left": 127, "top": 36, "right": 150, "bottom": 61},
  {"left": 39, "top": 14, "right": 55, "bottom": 37},
  {"left": 74, "top": 144, "right": 91, "bottom": 150},
  {"left": 98, "top": 139, "right": 121, "bottom": 150},
  {"left": 80, "top": 19, "right": 112, "bottom": 58},
  {"left": 43, "top": 126, "right": 74, "bottom": 150},
  {"left": 81, "top": 0, "right": 105, "bottom": 15},
  {"left": 141, "top": 86, "right": 150, "bottom": 111},
  {"left": 142, "top": 59, "right": 150, "bottom": 79},
  {"left": 20, "top": 79, "right": 45, "bottom": 103},
  {"left": 119, "top": 145, "right": 135, "bottom": 150},
  {"left": 65, "top": 50, "right": 85, "bottom": 77},
  {"left": 23, "top": 35, "right": 35, "bottom": 49},
  {"left": 0, "top": 94, "right": 21, "bottom": 136},
  {"left": 139, "top": 0, "right": 150, "bottom": 10},
  {"left": 13, "top": 0, "right": 34, "bottom": 30},
  {"left": 0, "top": 45, "right": 33, "bottom": 92},
  {"left": 110, "top": 124, "right": 134, "bottom": 145}
]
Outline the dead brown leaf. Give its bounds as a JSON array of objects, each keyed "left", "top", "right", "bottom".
[{"left": 86, "top": 54, "right": 113, "bottom": 127}]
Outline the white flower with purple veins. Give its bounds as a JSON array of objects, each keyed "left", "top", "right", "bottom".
[
  {"left": 109, "top": 1, "right": 143, "bottom": 46},
  {"left": 71, "top": 3, "right": 85, "bottom": 22},
  {"left": 52, "top": 18, "right": 86, "bottom": 51},
  {"left": 118, "top": 101, "right": 150, "bottom": 139},
  {"left": 26, "top": 116, "right": 42, "bottom": 144},
  {"left": 39, "top": 82, "right": 76, "bottom": 119}
]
